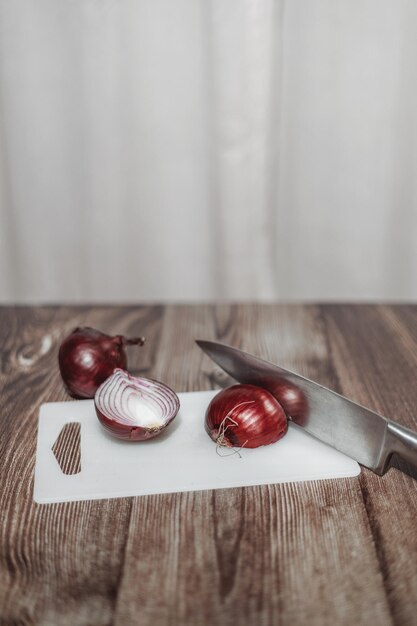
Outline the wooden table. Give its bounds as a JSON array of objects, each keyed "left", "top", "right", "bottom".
[{"left": 1, "top": 304, "right": 417, "bottom": 626}]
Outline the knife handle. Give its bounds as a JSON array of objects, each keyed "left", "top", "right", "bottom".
[{"left": 386, "top": 421, "right": 417, "bottom": 471}]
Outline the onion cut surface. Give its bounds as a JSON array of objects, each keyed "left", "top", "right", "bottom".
[{"left": 95, "top": 369, "right": 180, "bottom": 441}]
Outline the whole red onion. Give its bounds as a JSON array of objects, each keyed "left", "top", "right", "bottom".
[
  {"left": 205, "top": 384, "right": 288, "bottom": 449},
  {"left": 58, "top": 327, "right": 145, "bottom": 399}
]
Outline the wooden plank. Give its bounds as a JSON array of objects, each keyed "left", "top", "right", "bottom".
[
  {"left": 0, "top": 305, "right": 162, "bottom": 625},
  {"left": 51, "top": 422, "right": 82, "bottom": 475},
  {"left": 115, "top": 304, "right": 392, "bottom": 626},
  {"left": 321, "top": 304, "right": 417, "bottom": 626}
]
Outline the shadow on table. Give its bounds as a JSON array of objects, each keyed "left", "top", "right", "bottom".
[{"left": 390, "top": 453, "right": 417, "bottom": 482}]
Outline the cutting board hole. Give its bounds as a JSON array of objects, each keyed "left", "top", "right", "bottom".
[{"left": 52, "top": 422, "right": 81, "bottom": 475}]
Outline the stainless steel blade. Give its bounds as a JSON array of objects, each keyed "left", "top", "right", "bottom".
[{"left": 196, "top": 340, "right": 392, "bottom": 473}]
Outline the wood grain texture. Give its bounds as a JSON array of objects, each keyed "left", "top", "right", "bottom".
[
  {"left": 0, "top": 306, "right": 162, "bottom": 626},
  {"left": 52, "top": 423, "right": 81, "bottom": 475},
  {"left": 0, "top": 304, "right": 416, "bottom": 625},
  {"left": 321, "top": 305, "right": 417, "bottom": 626}
]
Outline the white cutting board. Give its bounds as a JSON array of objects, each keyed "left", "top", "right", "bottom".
[{"left": 34, "top": 390, "right": 360, "bottom": 504}]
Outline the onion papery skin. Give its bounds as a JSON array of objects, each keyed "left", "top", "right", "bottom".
[
  {"left": 261, "top": 377, "right": 309, "bottom": 426},
  {"left": 58, "top": 327, "right": 144, "bottom": 399},
  {"left": 205, "top": 384, "right": 288, "bottom": 449},
  {"left": 94, "top": 369, "right": 180, "bottom": 441}
]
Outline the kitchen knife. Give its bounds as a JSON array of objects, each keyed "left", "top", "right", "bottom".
[{"left": 196, "top": 340, "right": 417, "bottom": 475}]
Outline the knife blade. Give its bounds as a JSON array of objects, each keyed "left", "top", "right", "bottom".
[{"left": 196, "top": 340, "right": 417, "bottom": 476}]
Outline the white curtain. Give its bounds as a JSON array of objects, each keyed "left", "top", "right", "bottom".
[{"left": 1, "top": 0, "right": 416, "bottom": 303}]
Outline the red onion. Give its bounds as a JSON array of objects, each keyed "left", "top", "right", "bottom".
[
  {"left": 95, "top": 369, "right": 180, "bottom": 441},
  {"left": 205, "top": 384, "right": 288, "bottom": 450},
  {"left": 262, "top": 377, "right": 309, "bottom": 425},
  {"left": 58, "top": 327, "right": 145, "bottom": 399}
]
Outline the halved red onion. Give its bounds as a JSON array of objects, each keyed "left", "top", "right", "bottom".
[
  {"left": 94, "top": 369, "right": 180, "bottom": 441},
  {"left": 261, "top": 376, "right": 309, "bottom": 425},
  {"left": 205, "top": 384, "right": 288, "bottom": 449}
]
